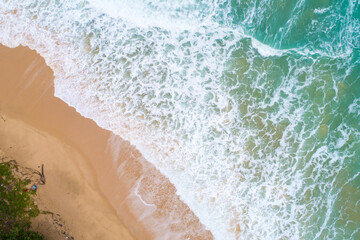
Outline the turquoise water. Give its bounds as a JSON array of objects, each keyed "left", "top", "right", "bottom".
[{"left": 0, "top": 0, "right": 359, "bottom": 239}]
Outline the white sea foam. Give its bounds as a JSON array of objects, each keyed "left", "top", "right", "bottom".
[
  {"left": 314, "top": 7, "right": 331, "bottom": 14},
  {"left": 87, "top": 0, "right": 212, "bottom": 32},
  {"left": 0, "top": 1, "right": 357, "bottom": 239},
  {"left": 251, "top": 37, "right": 284, "bottom": 56},
  {"left": 349, "top": 98, "right": 360, "bottom": 116}
]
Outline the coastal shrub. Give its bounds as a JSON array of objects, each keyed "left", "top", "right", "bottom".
[{"left": 0, "top": 161, "right": 43, "bottom": 240}]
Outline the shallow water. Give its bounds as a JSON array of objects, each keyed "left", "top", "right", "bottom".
[{"left": 1, "top": 0, "right": 359, "bottom": 239}]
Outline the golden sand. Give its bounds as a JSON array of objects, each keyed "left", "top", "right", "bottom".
[{"left": 0, "top": 44, "right": 212, "bottom": 239}]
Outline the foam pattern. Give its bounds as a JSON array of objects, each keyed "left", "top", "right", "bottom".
[{"left": 1, "top": 1, "right": 359, "bottom": 239}]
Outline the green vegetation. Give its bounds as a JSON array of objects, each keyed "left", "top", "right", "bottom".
[{"left": 0, "top": 161, "right": 43, "bottom": 240}]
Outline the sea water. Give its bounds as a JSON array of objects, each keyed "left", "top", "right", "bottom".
[{"left": 0, "top": 0, "right": 359, "bottom": 239}]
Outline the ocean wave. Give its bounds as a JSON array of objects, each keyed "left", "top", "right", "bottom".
[{"left": 1, "top": 1, "right": 359, "bottom": 239}]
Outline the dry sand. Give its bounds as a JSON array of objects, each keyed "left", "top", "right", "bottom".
[
  {"left": 0, "top": 117, "right": 133, "bottom": 240},
  {"left": 0, "top": 44, "right": 212, "bottom": 239}
]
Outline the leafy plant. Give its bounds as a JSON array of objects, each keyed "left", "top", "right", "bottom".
[{"left": 0, "top": 161, "right": 43, "bottom": 240}]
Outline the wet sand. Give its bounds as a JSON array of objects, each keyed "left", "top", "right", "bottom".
[{"left": 0, "top": 44, "right": 212, "bottom": 239}]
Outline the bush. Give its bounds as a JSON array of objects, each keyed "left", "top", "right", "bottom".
[{"left": 0, "top": 161, "right": 43, "bottom": 240}]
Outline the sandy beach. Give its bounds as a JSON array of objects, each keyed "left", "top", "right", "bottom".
[
  {"left": 0, "top": 116, "right": 134, "bottom": 240},
  {"left": 0, "top": 44, "right": 212, "bottom": 239}
]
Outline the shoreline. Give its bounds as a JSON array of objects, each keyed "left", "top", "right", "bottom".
[
  {"left": 0, "top": 44, "right": 212, "bottom": 239},
  {"left": 0, "top": 113, "right": 135, "bottom": 240}
]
